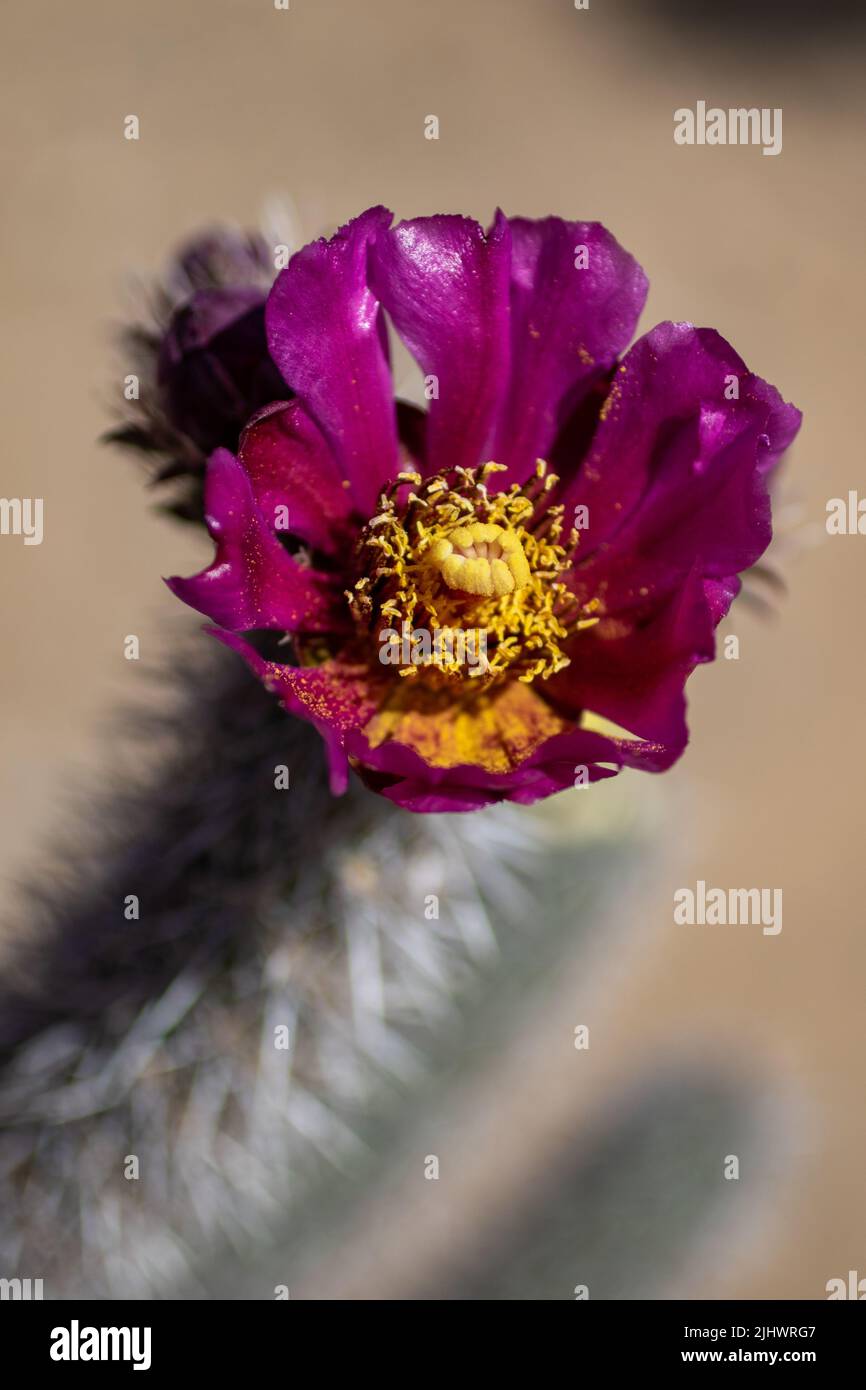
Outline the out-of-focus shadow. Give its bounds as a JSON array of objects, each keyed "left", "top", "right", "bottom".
[
  {"left": 430, "top": 1067, "right": 781, "bottom": 1301},
  {"left": 636, "top": 0, "right": 866, "bottom": 48}
]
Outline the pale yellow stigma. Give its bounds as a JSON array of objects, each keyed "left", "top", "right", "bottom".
[{"left": 427, "top": 522, "right": 531, "bottom": 598}]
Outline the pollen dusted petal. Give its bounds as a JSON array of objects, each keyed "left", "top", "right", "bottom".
[
  {"left": 361, "top": 678, "right": 569, "bottom": 774},
  {"left": 208, "top": 630, "right": 384, "bottom": 794}
]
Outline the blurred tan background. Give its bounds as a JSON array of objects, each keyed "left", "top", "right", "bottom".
[{"left": 1, "top": 0, "right": 864, "bottom": 1298}]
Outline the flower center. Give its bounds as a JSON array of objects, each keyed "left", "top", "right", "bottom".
[
  {"left": 349, "top": 461, "right": 599, "bottom": 687},
  {"left": 427, "top": 522, "right": 531, "bottom": 597}
]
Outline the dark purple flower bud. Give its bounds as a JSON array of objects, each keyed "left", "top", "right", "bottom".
[
  {"left": 157, "top": 286, "right": 286, "bottom": 459},
  {"left": 108, "top": 227, "right": 286, "bottom": 522},
  {"left": 167, "top": 228, "right": 274, "bottom": 296}
]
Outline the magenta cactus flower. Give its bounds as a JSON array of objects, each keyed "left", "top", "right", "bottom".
[{"left": 167, "top": 206, "right": 800, "bottom": 812}]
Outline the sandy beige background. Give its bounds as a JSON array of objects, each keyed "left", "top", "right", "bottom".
[{"left": 1, "top": 0, "right": 864, "bottom": 1298}]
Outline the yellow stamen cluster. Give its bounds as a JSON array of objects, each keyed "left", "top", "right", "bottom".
[{"left": 349, "top": 460, "right": 600, "bottom": 687}]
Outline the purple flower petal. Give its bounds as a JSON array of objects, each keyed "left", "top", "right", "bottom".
[
  {"left": 238, "top": 400, "right": 355, "bottom": 556},
  {"left": 208, "top": 630, "right": 381, "bottom": 794},
  {"left": 492, "top": 217, "right": 647, "bottom": 484},
  {"left": 547, "top": 567, "right": 716, "bottom": 748},
  {"left": 370, "top": 211, "right": 512, "bottom": 476},
  {"left": 562, "top": 323, "right": 802, "bottom": 615},
  {"left": 346, "top": 720, "right": 674, "bottom": 813},
  {"left": 266, "top": 206, "right": 397, "bottom": 515},
  {"left": 167, "top": 448, "right": 343, "bottom": 633}
]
